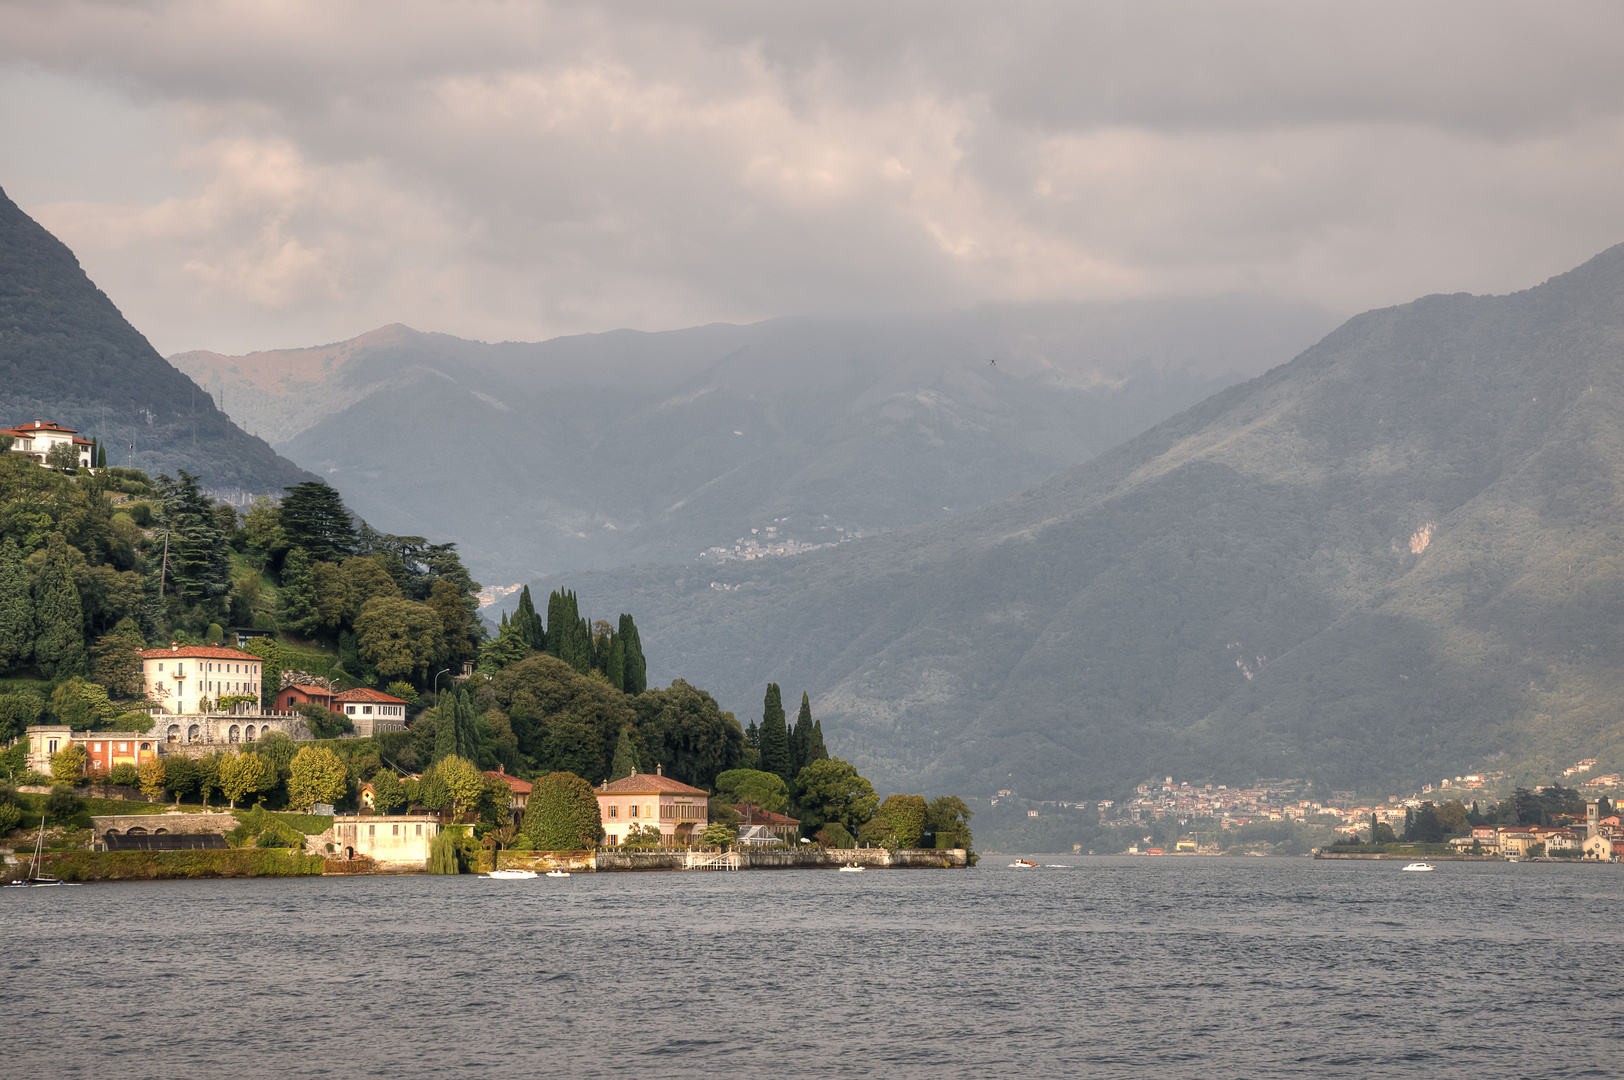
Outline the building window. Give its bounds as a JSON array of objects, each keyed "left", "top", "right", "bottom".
[
  {"left": 392, "top": 824, "right": 399, "bottom": 836},
  {"left": 363, "top": 706, "right": 373, "bottom": 715},
  {"left": 609, "top": 805, "right": 617, "bottom": 818},
  {"left": 369, "top": 825, "right": 376, "bottom": 837},
  {"left": 629, "top": 805, "right": 636, "bottom": 818},
  {"left": 415, "top": 824, "right": 422, "bottom": 836}
]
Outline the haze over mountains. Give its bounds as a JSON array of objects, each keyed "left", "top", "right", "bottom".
[
  {"left": 543, "top": 244, "right": 1624, "bottom": 799},
  {"left": 171, "top": 300, "right": 1337, "bottom": 580},
  {"left": 0, "top": 187, "right": 313, "bottom": 498}
]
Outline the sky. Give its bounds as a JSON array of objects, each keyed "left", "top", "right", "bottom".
[{"left": 2, "top": 0, "right": 1624, "bottom": 356}]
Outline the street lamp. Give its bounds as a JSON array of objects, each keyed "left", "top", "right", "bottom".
[{"left": 432, "top": 668, "right": 450, "bottom": 698}]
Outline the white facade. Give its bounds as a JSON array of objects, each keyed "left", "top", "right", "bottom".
[{"left": 2, "top": 420, "right": 91, "bottom": 467}]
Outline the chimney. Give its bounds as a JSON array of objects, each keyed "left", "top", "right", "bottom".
[
  {"left": 656, "top": 763, "right": 662, "bottom": 776},
  {"left": 171, "top": 642, "right": 179, "bottom": 651}
]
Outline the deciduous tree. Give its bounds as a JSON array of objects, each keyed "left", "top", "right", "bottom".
[
  {"left": 33, "top": 533, "right": 85, "bottom": 677},
  {"left": 49, "top": 677, "right": 114, "bottom": 730},
  {"left": 287, "top": 745, "right": 347, "bottom": 811},
  {"left": 632, "top": 680, "right": 743, "bottom": 791},
  {"left": 369, "top": 769, "right": 407, "bottom": 815},
  {"left": 89, "top": 617, "right": 146, "bottom": 698},
  {"left": 354, "top": 596, "right": 445, "bottom": 682},
  {"left": 219, "top": 751, "right": 271, "bottom": 809},
  {"left": 49, "top": 744, "right": 88, "bottom": 783},
  {"left": 137, "top": 756, "right": 167, "bottom": 801},
  {"left": 794, "top": 758, "right": 878, "bottom": 837},
  {"left": 714, "top": 768, "right": 788, "bottom": 815}
]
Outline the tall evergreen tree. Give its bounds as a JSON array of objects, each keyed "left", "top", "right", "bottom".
[
  {"left": 513, "top": 585, "right": 545, "bottom": 651},
  {"left": 618, "top": 613, "right": 647, "bottom": 695},
  {"left": 604, "top": 633, "right": 625, "bottom": 691},
  {"left": 33, "top": 534, "right": 85, "bottom": 677},
  {"left": 790, "top": 691, "right": 814, "bottom": 773},
  {"left": 279, "top": 481, "right": 357, "bottom": 563},
  {"left": 810, "top": 718, "right": 829, "bottom": 762},
  {"left": 454, "top": 689, "right": 478, "bottom": 762},
  {"left": 96, "top": 442, "right": 107, "bottom": 469},
  {"left": 155, "top": 471, "right": 232, "bottom": 608},
  {"left": 609, "top": 727, "right": 640, "bottom": 781},
  {"left": 433, "top": 693, "right": 458, "bottom": 763},
  {"left": 0, "top": 537, "right": 34, "bottom": 670},
  {"left": 276, "top": 548, "right": 321, "bottom": 636},
  {"left": 758, "top": 682, "right": 791, "bottom": 783},
  {"left": 544, "top": 590, "right": 569, "bottom": 657}
]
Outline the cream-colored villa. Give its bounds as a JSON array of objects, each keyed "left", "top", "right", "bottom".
[
  {"left": 141, "top": 644, "right": 264, "bottom": 716},
  {"left": 595, "top": 769, "right": 709, "bottom": 846},
  {"left": 2, "top": 419, "right": 92, "bottom": 467}
]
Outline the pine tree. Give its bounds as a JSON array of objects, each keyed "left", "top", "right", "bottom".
[
  {"left": 155, "top": 471, "right": 233, "bottom": 607},
  {"left": 276, "top": 548, "right": 321, "bottom": 635},
  {"left": 0, "top": 537, "right": 34, "bottom": 671},
  {"left": 610, "top": 727, "right": 639, "bottom": 780},
  {"left": 33, "top": 534, "right": 85, "bottom": 677},
  {"left": 618, "top": 613, "right": 647, "bottom": 695},
  {"left": 790, "top": 691, "right": 814, "bottom": 774},
  {"left": 758, "top": 682, "right": 791, "bottom": 783}
]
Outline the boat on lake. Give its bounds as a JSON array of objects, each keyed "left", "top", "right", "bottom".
[
  {"left": 1401, "top": 862, "right": 1436, "bottom": 872},
  {"left": 837, "top": 864, "right": 865, "bottom": 872},
  {"left": 483, "top": 869, "right": 538, "bottom": 880},
  {"left": 4, "top": 816, "right": 73, "bottom": 888},
  {"left": 1009, "top": 859, "right": 1039, "bottom": 868},
  {"left": 545, "top": 870, "right": 571, "bottom": 877}
]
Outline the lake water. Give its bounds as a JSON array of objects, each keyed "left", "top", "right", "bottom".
[{"left": 5, "top": 857, "right": 1622, "bottom": 1079}]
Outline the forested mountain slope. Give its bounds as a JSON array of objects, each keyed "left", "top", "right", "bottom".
[
  {"left": 0, "top": 187, "right": 313, "bottom": 499},
  {"left": 172, "top": 300, "right": 1336, "bottom": 580},
  {"left": 557, "top": 243, "right": 1624, "bottom": 798}
]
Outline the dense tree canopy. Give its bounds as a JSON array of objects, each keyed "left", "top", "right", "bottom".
[{"left": 521, "top": 771, "right": 604, "bottom": 850}]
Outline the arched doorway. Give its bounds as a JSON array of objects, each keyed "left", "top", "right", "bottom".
[
  {"left": 229, "top": 725, "right": 240, "bottom": 743},
  {"left": 244, "top": 725, "right": 256, "bottom": 742},
  {"left": 166, "top": 725, "right": 180, "bottom": 744},
  {"left": 186, "top": 724, "right": 200, "bottom": 743}
]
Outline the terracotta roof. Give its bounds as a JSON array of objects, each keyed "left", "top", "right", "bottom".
[
  {"left": 333, "top": 687, "right": 408, "bottom": 704},
  {"left": 597, "top": 772, "right": 709, "bottom": 796},
  {"left": 733, "top": 803, "right": 800, "bottom": 826},
  {"left": 281, "top": 684, "right": 334, "bottom": 697},
  {"left": 3, "top": 420, "right": 78, "bottom": 434},
  {"left": 486, "top": 771, "right": 532, "bottom": 794},
  {"left": 139, "top": 645, "right": 260, "bottom": 661}
]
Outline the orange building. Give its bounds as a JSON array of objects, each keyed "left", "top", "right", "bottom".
[{"left": 595, "top": 768, "right": 709, "bottom": 846}]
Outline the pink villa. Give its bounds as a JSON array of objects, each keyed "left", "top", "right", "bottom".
[{"left": 595, "top": 768, "right": 709, "bottom": 846}]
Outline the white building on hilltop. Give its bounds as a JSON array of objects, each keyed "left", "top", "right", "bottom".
[{"left": 2, "top": 419, "right": 92, "bottom": 467}]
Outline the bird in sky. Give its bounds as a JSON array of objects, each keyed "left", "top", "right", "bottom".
[{"left": 986, "top": 358, "right": 997, "bottom": 366}]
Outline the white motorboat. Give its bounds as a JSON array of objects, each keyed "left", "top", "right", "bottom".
[
  {"left": 545, "top": 870, "right": 571, "bottom": 877},
  {"left": 1401, "top": 862, "right": 1436, "bottom": 872},
  {"left": 1009, "top": 859, "right": 1039, "bottom": 868},
  {"left": 837, "top": 864, "right": 865, "bottom": 872},
  {"left": 483, "top": 869, "right": 538, "bottom": 880}
]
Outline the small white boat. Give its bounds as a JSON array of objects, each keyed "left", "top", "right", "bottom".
[
  {"left": 837, "top": 864, "right": 865, "bottom": 872},
  {"left": 483, "top": 869, "right": 538, "bottom": 879},
  {"left": 545, "top": 870, "right": 571, "bottom": 878},
  {"left": 1009, "top": 859, "right": 1039, "bottom": 868},
  {"left": 1401, "top": 862, "right": 1436, "bottom": 872}
]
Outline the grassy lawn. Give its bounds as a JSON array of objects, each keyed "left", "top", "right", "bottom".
[{"left": 232, "top": 809, "right": 335, "bottom": 835}]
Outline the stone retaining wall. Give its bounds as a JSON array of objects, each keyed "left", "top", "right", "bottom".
[
  {"left": 91, "top": 812, "right": 240, "bottom": 837},
  {"left": 494, "top": 847, "right": 969, "bottom": 872}
]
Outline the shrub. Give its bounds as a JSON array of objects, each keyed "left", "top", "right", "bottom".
[
  {"left": 0, "top": 803, "right": 22, "bottom": 835},
  {"left": 814, "top": 823, "right": 855, "bottom": 848},
  {"left": 507, "top": 837, "right": 533, "bottom": 852},
  {"left": 45, "top": 785, "right": 84, "bottom": 821},
  {"left": 620, "top": 823, "right": 664, "bottom": 849},
  {"left": 520, "top": 772, "right": 604, "bottom": 851},
  {"left": 254, "top": 821, "right": 306, "bottom": 849},
  {"left": 108, "top": 763, "right": 140, "bottom": 788},
  {"left": 385, "top": 681, "right": 420, "bottom": 706},
  {"left": 701, "top": 821, "right": 736, "bottom": 848}
]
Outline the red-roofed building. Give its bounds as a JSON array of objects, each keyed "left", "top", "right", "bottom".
[
  {"left": 332, "top": 688, "right": 409, "bottom": 737},
  {"left": 733, "top": 803, "right": 801, "bottom": 843},
  {"left": 595, "top": 767, "right": 709, "bottom": 846},
  {"left": 274, "top": 684, "right": 336, "bottom": 712},
  {"left": 2, "top": 419, "right": 92, "bottom": 468},
  {"left": 486, "top": 767, "right": 532, "bottom": 823},
  {"left": 141, "top": 644, "right": 264, "bottom": 717}
]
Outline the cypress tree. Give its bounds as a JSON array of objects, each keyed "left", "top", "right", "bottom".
[
  {"left": 97, "top": 443, "right": 107, "bottom": 469},
  {"left": 433, "top": 693, "right": 457, "bottom": 763},
  {"left": 456, "top": 689, "right": 479, "bottom": 762},
  {"left": 33, "top": 534, "right": 85, "bottom": 678},
  {"left": 514, "top": 586, "right": 544, "bottom": 651},
  {"left": 758, "top": 683, "right": 791, "bottom": 783},
  {"left": 610, "top": 727, "right": 639, "bottom": 781},
  {"left": 567, "top": 614, "right": 591, "bottom": 674},
  {"left": 0, "top": 537, "right": 34, "bottom": 671},
  {"left": 544, "top": 590, "right": 568, "bottom": 657},
  {"left": 790, "top": 691, "right": 814, "bottom": 773},
  {"left": 618, "top": 614, "right": 647, "bottom": 695},
  {"left": 810, "top": 718, "right": 829, "bottom": 762},
  {"left": 604, "top": 634, "right": 625, "bottom": 691}
]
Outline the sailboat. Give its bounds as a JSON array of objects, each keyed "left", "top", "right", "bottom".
[{"left": 4, "top": 815, "right": 71, "bottom": 887}]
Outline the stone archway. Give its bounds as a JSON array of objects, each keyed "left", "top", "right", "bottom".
[
  {"left": 229, "top": 725, "right": 240, "bottom": 743},
  {"left": 186, "top": 724, "right": 200, "bottom": 743},
  {"left": 167, "top": 725, "right": 180, "bottom": 744},
  {"left": 125, "top": 826, "right": 147, "bottom": 836},
  {"left": 244, "top": 725, "right": 256, "bottom": 741}
]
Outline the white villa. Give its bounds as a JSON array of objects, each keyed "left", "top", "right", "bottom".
[
  {"left": 141, "top": 644, "right": 265, "bottom": 716},
  {"left": 2, "top": 419, "right": 92, "bottom": 467}
]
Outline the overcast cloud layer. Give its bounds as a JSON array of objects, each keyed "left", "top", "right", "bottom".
[{"left": 2, "top": 0, "right": 1623, "bottom": 355}]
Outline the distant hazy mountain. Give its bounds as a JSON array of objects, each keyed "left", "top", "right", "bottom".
[
  {"left": 548, "top": 244, "right": 1624, "bottom": 799},
  {"left": 172, "top": 299, "right": 1337, "bottom": 580},
  {"left": 0, "top": 187, "right": 313, "bottom": 499}
]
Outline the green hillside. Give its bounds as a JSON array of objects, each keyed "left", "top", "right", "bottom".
[
  {"left": 0, "top": 186, "right": 313, "bottom": 499},
  {"left": 562, "top": 242, "right": 1624, "bottom": 798}
]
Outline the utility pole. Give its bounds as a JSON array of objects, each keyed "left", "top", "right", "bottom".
[{"left": 158, "top": 529, "right": 170, "bottom": 599}]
